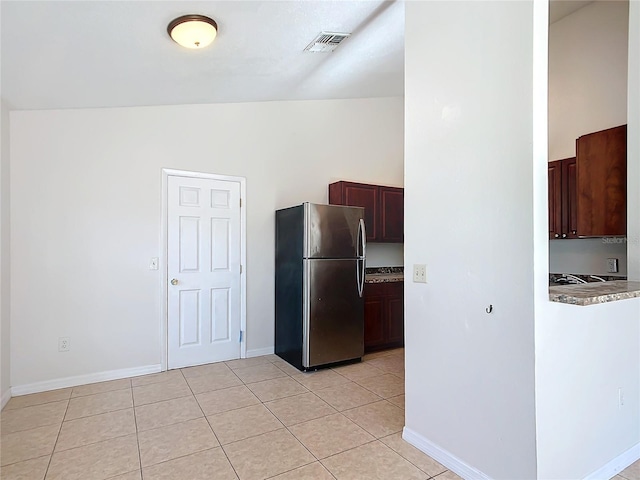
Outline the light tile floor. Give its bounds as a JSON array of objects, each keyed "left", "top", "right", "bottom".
[{"left": 0, "top": 348, "right": 638, "bottom": 480}]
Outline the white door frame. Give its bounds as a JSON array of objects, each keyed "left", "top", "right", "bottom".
[{"left": 161, "top": 168, "right": 247, "bottom": 371}]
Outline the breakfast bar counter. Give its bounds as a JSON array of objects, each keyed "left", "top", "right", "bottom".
[{"left": 549, "top": 280, "right": 640, "bottom": 306}]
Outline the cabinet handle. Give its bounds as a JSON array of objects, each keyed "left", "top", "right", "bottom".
[
  {"left": 572, "top": 230, "right": 577, "bottom": 235},
  {"left": 562, "top": 233, "right": 567, "bottom": 238},
  {"left": 554, "top": 233, "right": 559, "bottom": 238}
]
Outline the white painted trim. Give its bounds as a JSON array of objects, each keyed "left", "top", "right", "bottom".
[
  {"left": 584, "top": 443, "right": 640, "bottom": 480},
  {"left": 402, "top": 427, "right": 491, "bottom": 480},
  {"left": 161, "top": 169, "right": 248, "bottom": 369},
  {"left": 1, "top": 388, "right": 11, "bottom": 409},
  {"left": 246, "top": 347, "right": 274, "bottom": 358},
  {"left": 10, "top": 364, "right": 161, "bottom": 396}
]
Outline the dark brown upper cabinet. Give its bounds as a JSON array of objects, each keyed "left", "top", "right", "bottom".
[
  {"left": 576, "top": 125, "right": 627, "bottom": 237},
  {"left": 328, "top": 181, "right": 404, "bottom": 243},
  {"left": 548, "top": 157, "right": 577, "bottom": 239}
]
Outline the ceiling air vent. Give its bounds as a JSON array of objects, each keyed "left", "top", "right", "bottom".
[{"left": 304, "top": 32, "right": 351, "bottom": 53}]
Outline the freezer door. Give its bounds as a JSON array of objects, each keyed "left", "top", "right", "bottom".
[
  {"left": 305, "top": 203, "right": 364, "bottom": 259},
  {"left": 303, "top": 258, "right": 364, "bottom": 368}
]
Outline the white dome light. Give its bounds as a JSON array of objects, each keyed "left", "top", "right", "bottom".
[{"left": 168, "top": 15, "right": 218, "bottom": 49}]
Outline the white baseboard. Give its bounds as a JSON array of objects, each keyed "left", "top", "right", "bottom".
[
  {"left": 246, "top": 347, "right": 274, "bottom": 358},
  {"left": 584, "top": 442, "right": 640, "bottom": 480},
  {"left": 11, "top": 364, "right": 162, "bottom": 397},
  {"left": 1, "top": 387, "right": 11, "bottom": 410},
  {"left": 402, "top": 426, "right": 491, "bottom": 480}
]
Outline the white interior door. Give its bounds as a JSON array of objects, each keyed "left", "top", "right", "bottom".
[{"left": 167, "top": 175, "right": 242, "bottom": 369}]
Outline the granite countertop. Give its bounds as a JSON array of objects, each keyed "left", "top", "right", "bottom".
[
  {"left": 365, "top": 266, "right": 404, "bottom": 284},
  {"left": 549, "top": 280, "right": 640, "bottom": 306},
  {"left": 365, "top": 273, "right": 404, "bottom": 283}
]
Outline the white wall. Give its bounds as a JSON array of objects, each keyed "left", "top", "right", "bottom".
[
  {"left": 10, "top": 97, "right": 404, "bottom": 389},
  {"left": 548, "top": 1, "right": 629, "bottom": 275},
  {"left": 534, "top": 1, "right": 640, "bottom": 478},
  {"left": 366, "top": 243, "right": 403, "bottom": 268},
  {"left": 1, "top": 98, "right": 11, "bottom": 406},
  {"left": 404, "top": 2, "right": 537, "bottom": 479},
  {"left": 628, "top": 1, "right": 640, "bottom": 281}
]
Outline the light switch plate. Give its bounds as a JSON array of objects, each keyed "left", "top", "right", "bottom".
[
  {"left": 413, "top": 264, "right": 427, "bottom": 283},
  {"left": 150, "top": 257, "right": 159, "bottom": 270},
  {"left": 607, "top": 258, "right": 618, "bottom": 273}
]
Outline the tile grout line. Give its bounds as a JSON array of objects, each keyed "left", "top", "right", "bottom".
[
  {"left": 130, "top": 377, "right": 145, "bottom": 480},
  {"left": 42, "top": 392, "right": 71, "bottom": 479},
  {"left": 183, "top": 367, "right": 243, "bottom": 480}
]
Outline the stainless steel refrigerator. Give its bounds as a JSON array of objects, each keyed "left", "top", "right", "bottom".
[{"left": 275, "top": 203, "right": 366, "bottom": 371}]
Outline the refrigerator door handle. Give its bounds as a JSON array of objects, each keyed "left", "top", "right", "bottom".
[
  {"left": 357, "top": 218, "right": 366, "bottom": 298},
  {"left": 358, "top": 218, "right": 366, "bottom": 259}
]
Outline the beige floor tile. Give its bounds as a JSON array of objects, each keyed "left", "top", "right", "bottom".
[
  {"left": 232, "top": 363, "right": 287, "bottom": 384},
  {"left": 332, "top": 362, "right": 384, "bottom": 381},
  {"left": 264, "top": 392, "right": 336, "bottom": 426},
  {"left": 108, "top": 471, "right": 142, "bottom": 480},
  {"left": 225, "top": 356, "right": 274, "bottom": 370},
  {"left": 142, "top": 447, "right": 237, "bottom": 480},
  {"left": 356, "top": 373, "right": 404, "bottom": 399},
  {"left": 362, "top": 350, "right": 396, "bottom": 361},
  {"left": 342, "top": 401, "right": 404, "bottom": 438},
  {"left": 269, "top": 461, "right": 335, "bottom": 480},
  {"left": 181, "top": 362, "right": 232, "bottom": 379},
  {"left": 134, "top": 395, "right": 203, "bottom": 432},
  {"left": 223, "top": 428, "right": 314, "bottom": 480},
  {"left": 0, "top": 455, "right": 49, "bottom": 480},
  {"left": 380, "top": 433, "right": 447, "bottom": 477},
  {"left": 289, "top": 413, "right": 374, "bottom": 459},
  {"left": 1, "top": 400, "right": 67, "bottom": 435},
  {"left": 185, "top": 371, "right": 242, "bottom": 395},
  {"left": 246, "top": 377, "right": 308, "bottom": 402},
  {"left": 130, "top": 370, "right": 183, "bottom": 388},
  {"left": 388, "top": 394, "right": 405, "bottom": 409},
  {"left": 196, "top": 386, "right": 260, "bottom": 416},
  {"left": 46, "top": 433, "right": 139, "bottom": 480},
  {"left": 615, "top": 476, "right": 627, "bottom": 480},
  {"left": 4, "top": 388, "right": 71, "bottom": 410},
  {"left": 207, "top": 404, "right": 283, "bottom": 445},
  {"left": 71, "top": 379, "right": 131, "bottom": 398},
  {"left": 291, "top": 369, "right": 352, "bottom": 391},
  {"left": 271, "top": 359, "right": 304, "bottom": 376},
  {"left": 0, "top": 424, "right": 59, "bottom": 466},
  {"left": 132, "top": 378, "right": 191, "bottom": 406},
  {"left": 367, "top": 355, "right": 404, "bottom": 375},
  {"left": 621, "top": 459, "right": 640, "bottom": 480},
  {"left": 137, "top": 417, "right": 218, "bottom": 467},
  {"left": 434, "top": 470, "right": 464, "bottom": 480},
  {"left": 55, "top": 408, "right": 135, "bottom": 452},
  {"left": 64, "top": 389, "right": 132, "bottom": 421},
  {"left": 314, "top": 382, "right": 382, "bottom": 411},
  {"left": 321, "top": 441, "right": 427, "bottom": 480}
]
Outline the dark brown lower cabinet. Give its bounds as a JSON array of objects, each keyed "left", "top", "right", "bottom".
[{"left": 364, "top": 282, "right": 404, "bottom": 352}]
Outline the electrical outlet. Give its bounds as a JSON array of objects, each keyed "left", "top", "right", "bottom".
[
  {"left": 58, "top": 337, "right": 70, "bottom": 352},
  {"left": 619, "top": 387, "right": 625, "bottom": 409},
  {"left": 607, "top": 258, "right": 619, "bottom": 273},
  {"left": 149, "top": 257, "right": 159, "bottom": 270},
  {"left": 413, "top": 264, "right": 427, "bottom": 283}
]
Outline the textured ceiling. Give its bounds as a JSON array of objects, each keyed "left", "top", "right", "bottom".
[{"left": 1, "top": 0, "right": 405, "bottom": 110}]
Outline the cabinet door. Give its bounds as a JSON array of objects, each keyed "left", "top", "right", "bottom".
[
  {"left": 364, "top": 293, "right": 385, "bottom": 350},
  {"left": 379, "top": 187, "right": 404, "bottom": 242},
  {"left": 329, "top": 182, "right": 378, "bottom": 241},
  {"left": 385, "top": 286, "right": 404, "bottom": 346},
  {"left": 576, "top": 125, "right": 627, "bottom": 236},
  {"left": 548, "top": 162, "right": 562, "bottom": 239},
  {"left": 563, "top": 158, "right": 578, "bottom": 238}
]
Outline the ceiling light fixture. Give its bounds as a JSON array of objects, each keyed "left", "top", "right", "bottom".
[{"left": 167, "top": 14, "right": 218, "bottom": 49}]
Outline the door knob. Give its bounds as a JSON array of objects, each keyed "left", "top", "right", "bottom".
[
  {"left": 554, "top": 233, "right": 559, "bottom": 238},
  {"left": 171, "top": 279, "right": 178, "bottom": 285},
  {"left": 562, "top": 233, "right": 567, "bottom": 238}
]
